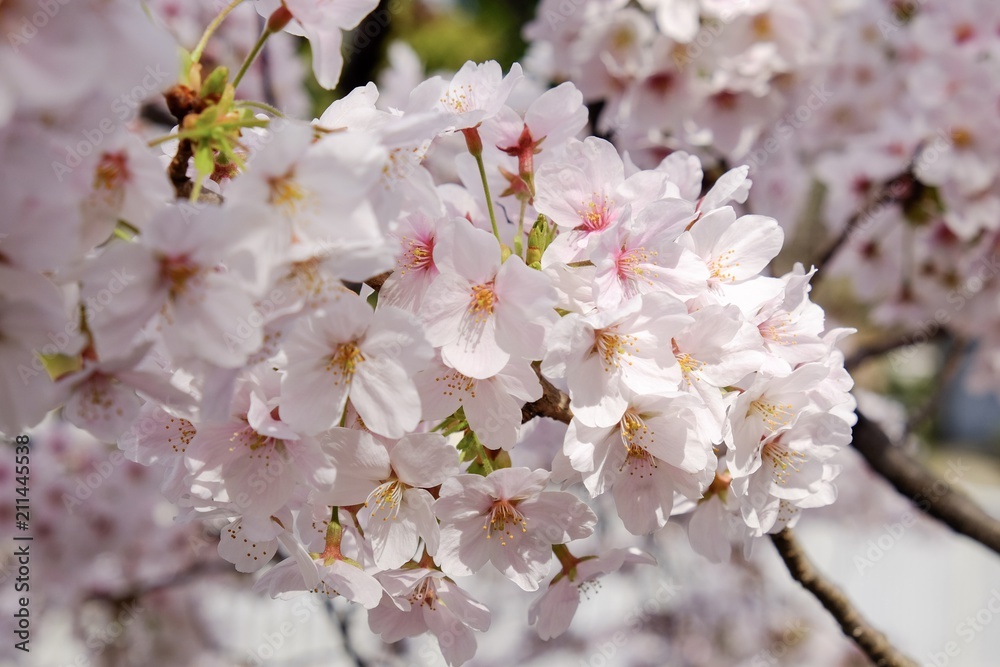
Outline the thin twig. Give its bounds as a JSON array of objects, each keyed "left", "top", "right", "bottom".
[
  {"left": 770, "top": 529, "right": 917, "bottom": 667},
  {"left": 845, "top": 328, "right": 947, "bottom": 372},
  {"left": 904, "top": 337, "right": 966, "bottom": 438},
  {"left": 812, "top": 172, "right": 916, "bottom": 284}
]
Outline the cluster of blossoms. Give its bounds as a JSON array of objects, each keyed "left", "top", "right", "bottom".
[
  {"left": 807, "top": 0, "right": 1000, "bottom": 392},
  {"left": 524, "top": 0, "right": 845, "bottom": 163},
  {"left": 1, "top": 1, "right": 857, "bottom": 665},
  {"left": 525, "top": 0, "right": 1000, "bottom": 400}
]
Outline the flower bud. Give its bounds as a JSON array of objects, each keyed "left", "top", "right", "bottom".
[
  {"left": 267, "top": 5, "right": 294, "bottom": 33},
  {"left": 526, "top": 215, "right": 556, "bottom": 268}
]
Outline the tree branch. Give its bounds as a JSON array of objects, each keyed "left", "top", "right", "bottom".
[
  {"left": 852, "top": 411, "right": 1000, "bottom": 555},
  {"left": 845, "top": 329, "right": 947, "bottom": 372},
  {"left": 770, "top": 529, "right": 917, "bottom": 667},
  {"left": 521, "top": 363, "right": 571, "bottom": 424},
  {"left": 811, "top": 171, "right": 918, "bottom": 281}
]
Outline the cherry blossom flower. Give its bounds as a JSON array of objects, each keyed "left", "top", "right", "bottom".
[
  {"left": 676, "top": 206, "right": 784, "bottom": 298},
  {"left": 280, "top": 291, "right": 432, "bottom": 437},
  {"left": 319, "top": 428, "right": 460, "bottom": 568},
  {"left": 731, "top": 411, "right": 846, "bottom": 536},
  {"left": 57, "top": 344, "right": 192, "bottom": 443},
  {"left": 416, "top": 357, "right": 542, "bottom": 450},
  {"left": 565, "top": 393, "right": 718, "bottom": 534},
  {"left": 590, "top": 199, "right": 709, "bottom": 307},
  {"left": 255, "top": 0, "right": 380, "bottom": 89},
  {"left": 434, "top": 468, "right": 596, "bottom": 591},
  {"left": 542, "top": 292, "right": 692, "bottom": 427},
  {"left": 421, "top": 221, "right": 557, "bottom": 379},
  {"left": 528, "top": 547, "right": 655, "bottom": 639},
  {"left": 225, "top": 121, "right": 394, "bottom": 281},
  {"left": 534, "top": 137, "right": 630, "bottom": 265},
  {"left": 369, "top": 568, "right": 491, "bottom": 667},
  {"left": 186, "top": 369, "right": 327, "bottom": 526},
  {"left": 255, "top": 531, "right": 384, "bottom": 608},
  {"left": 725, "top": 364, "right": 832, "bottom": 476},
  {"left": 80, "top": 204, "right": 272, "bottom": 368},
  {"left": 409, "top": 60, "right": 524, "bottom": 130}
]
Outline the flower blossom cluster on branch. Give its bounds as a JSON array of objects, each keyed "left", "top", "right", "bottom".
[{"left": 0, "top": 1, "right": 860, "bottom": 664}]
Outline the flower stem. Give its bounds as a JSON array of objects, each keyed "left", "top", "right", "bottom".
[
  {"left": 321, "top": 507, "right": 344, "bottom": 561},
  {"left": 552, "top": 544, "right": 580, "bottom": 573},
  {"left": 191, "top": 0, "right": 245, "bottom": 64},
  {"left": 474, "top": 152, "right": 502, "bottom": 242},
  {"left": 235, "top": 99, "right": 286, "bottom": 118},
  {"left": 514, "top": 198, "right": 527, "bottom": 258},
  {"left": 233, "top": 24, "right": 274, "bottom": 89},
  {"left": 463, "top": 128, "right": 502, "bottom": 242}
]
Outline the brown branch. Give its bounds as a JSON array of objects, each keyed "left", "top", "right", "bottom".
[
  {"left": 87, "top": 559, "right": 237, "bottom": 607},
  {"left": 771, "top": 529, "right": 917, "bottom": 667},
  {"left": 366, "top": 271, "right": 391, "bottom": 293},
  {"left": 845, "top": 329, "right": 947, "bottom": 372},
  {"left": 521, "top": 363, "right": 571, "bottom": 424},
  {"left": 168, "top": 138, "right": 195, "bottom": 197},
  {"left": 812, "top": 171, "right": 917, "bottom": 282},
  {"left": 852, "top": 411, "right": 1000, "bottom": 556}
]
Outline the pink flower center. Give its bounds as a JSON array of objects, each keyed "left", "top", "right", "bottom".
[
  {"left": 616, "top": 245, "right": 657, "bottom": 294},
  {"left": 326, "top": 342, "right": 365, "bottom": 385},
  {"left": 618, "top": 411, "right": 658, "bottom": 477},
  {"left": 408, "top": 578, "right": 439, "bottom": 609},
  {"left": 594, "top": 329, "right": 638, "bottom": 371},
  {"left": 365, "top": 480, "right": 404, "bottom": 521},
  {"left": 575, "top": 195, "right": 615, "bottom": 233},
  {"left": 401, "top": 235, "right": 435, "bottom": 275},
  {"left": 483, "top": 499, "right": 527, "bottom": 546},
  {"left": 93, "top": 151, "right": 130, "bottom": 190}
]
